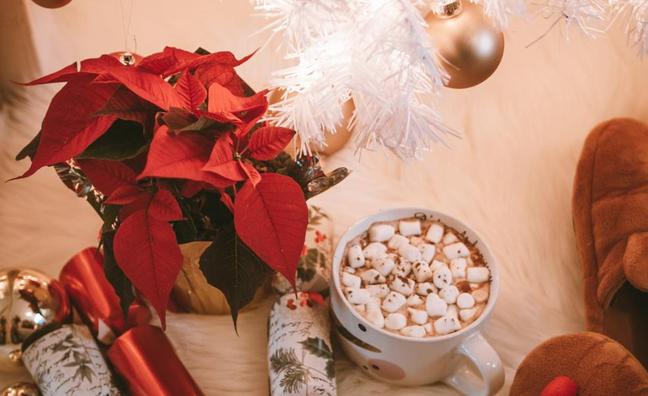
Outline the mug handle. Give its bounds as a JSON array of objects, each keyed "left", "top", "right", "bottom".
[{"left": 443, "top": 332, "right": 504, "bottom": 396}]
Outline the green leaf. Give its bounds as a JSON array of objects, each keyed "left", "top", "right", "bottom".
[
  {"left": 101, "top": 204, "right": 120, "bottom": 233},
  {"left": 299, "top": 337, "right": 333, "bottom": 360},
  {"left": 325, "top": 358, "right": 336, "bottom": 380},
  {"left": 102, "top": 231, "right": 135, "bottom": 317},
  {"left": 77, "top": 120, "right": 147, "bottom": 161},
  {"left": 199, "top": 224, "right": 270, "bottom": 329}
]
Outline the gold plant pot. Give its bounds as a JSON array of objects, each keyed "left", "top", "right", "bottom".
[{"left": 172, "top": 242, "right": 271, "bottom": 315}]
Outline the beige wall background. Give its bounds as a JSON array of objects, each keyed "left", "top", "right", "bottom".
[{"left": 1, "top": 0, "right": 647, "bottom": 394}]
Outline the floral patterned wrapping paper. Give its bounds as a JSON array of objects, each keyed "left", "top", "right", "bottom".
[
  {"left": 268, "top": 206, "right": 337, "bottom": 396},
  {"left": 22, "top": 324, "right": 121, "bottom": 396}
]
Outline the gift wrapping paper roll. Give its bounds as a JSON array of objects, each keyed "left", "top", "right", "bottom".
[
  {"left": 60, "top": 247, "right": 151, "bottom": 344},
  {"left": 107, "top": 325, "right": 204, "bottom": 396},
  {"left": 21, "top": 324, "right": 121, "bottom": 396},
  {"left": 268, "top": 292, "right": 336, "bottom": 396}
]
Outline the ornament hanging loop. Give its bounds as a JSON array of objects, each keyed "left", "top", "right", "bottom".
[{"left": 431, "top": 0, "right": 463, "bottom": 18}]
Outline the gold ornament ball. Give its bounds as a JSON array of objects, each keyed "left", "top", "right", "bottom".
[
  {"left": 0, "top": 269, "right": 69, "bottom": 363},
  {"left": 1, "top": 383, "right": 40, "bottom": 396},
  {"left": 31, "top": 0, "right": 72, "bottom": 8},
  {"left": 268, "top": 88, "right": 354, "bottom": 156},
  {"left": 426, "top": 1, "right": 504, "bottom": 89}
]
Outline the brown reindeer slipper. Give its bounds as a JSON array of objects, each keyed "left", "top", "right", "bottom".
[
  {"left": 572, "top": 118, "right": 648, "bottom": 367},
  {"left": 510, "top": 332, "right": 648, "bottom": 396}
]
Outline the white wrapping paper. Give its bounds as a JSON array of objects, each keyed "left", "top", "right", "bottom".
[
  {"left": 22, "top": 324, "right": 121, "bottom": 396},
  {"left": 268, "top": 293, "right": 336, "bottom": 396}
]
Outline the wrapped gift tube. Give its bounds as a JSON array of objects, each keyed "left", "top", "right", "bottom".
[
  {"left": 107, "top": 325, "right": 203, "bottom": 396},
  {"left": 268, "top": 292, "right": 336, "bottom": 396},
  {"left": 21, "top": 324, "right": 121, "bottom": 396},
  {"left": 59, "top": 247, "right": 150, "bottom": 344}
]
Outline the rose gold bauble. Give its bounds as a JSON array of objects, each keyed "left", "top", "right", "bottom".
[
  {"left": 426, "top": 1, "right": 504, "bottom": 89},
  {"left": 268, "top": 88, "right": 354, "bottom": 156},
  {"left": 31, "top": 0, "right": 72, "bottom": 9}
]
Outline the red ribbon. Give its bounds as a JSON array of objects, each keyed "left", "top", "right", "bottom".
[
  {"left": 59, "top": 247, "right": 150, "bottom": 338},
  {"left": 108, "top": 325, "right": 204, "bottom": 396}
]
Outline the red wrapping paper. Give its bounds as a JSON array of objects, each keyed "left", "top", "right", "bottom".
[
  {"left": 59, "top": 247, "right": 150, "bottom": 340},
  {"left": 107, "top": 325, "right": 204, "bottom": 396}
]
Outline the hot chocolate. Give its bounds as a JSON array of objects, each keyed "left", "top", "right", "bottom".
[{"left": 340, "top": 217, "right": 491, "bottom": 338}]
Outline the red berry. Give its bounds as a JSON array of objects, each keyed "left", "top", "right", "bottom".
[{"left": 540, "top": 376, "right": 578, "bottom": 396}]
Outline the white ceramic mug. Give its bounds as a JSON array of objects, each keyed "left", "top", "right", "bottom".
[{"left": 330, "top": 208, "right": 504, "bottom": 395}]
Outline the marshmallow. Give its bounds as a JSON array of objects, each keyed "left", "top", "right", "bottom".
[
  {"left": 425, "top": 223, "right": 444, "bottom": 243},
  {"left": 354, "top": 304, "right": 366, "bottom": 314},
  {"left": 416, "top": 282, "right": 437, "bottom": 296},
  {"left": 342, "top": 272, "right": 361, "bottom": 288},
  {"left": 382, "top": 291, "right": 407, "bottom": 313},
  {"left": 363, "top": 242, "right": 388, "bottom": 260},
  {"left": 406, "top": 294, "right": 424, "bottom": 306},
  {"left": 433, "top": 266, "right": 454, "bottom": 289},
  {"left": 407, "top": 308, "right": 428, "bottom": 325},
  {"left": 472, "top": 288, "right": 489, "bottom": 303},
  {"left": 346, "top": 288, "right": 371, "bottom": 305},
  {"left": 390, "top": 276, "right": 415, "bottom": 296},
  {"left": 367, "top": 284, "right": 390, "bottom": 298},
  {"left": 399, "top": 220, "right": 421, "bottom": 237},
  {"left": 434, "top": 315, "right": 462, "bottom": 335},
  {"left": 412, "top": 262, "right": 434, "bottom": 282},
  {"left": 347, "top": 245, "right": 365, "bottom": 268},
  {"left": 385, "top": 313, "right": 407, "bottom": 330},
  {"left": 367, "top": 309, "right": 385, "bottom": 328},
  {"left": 457, "top": 293, "right": 475, "bottom": 309},
  {"left": 459, "top": 308, "right": 478, "bottom": 322},
  {"left": 443, "top": 233, "right": 458, "bottom": 244},
  {"left": 467, "top": 267, "right": 490, "bottom": 283},
  {"left": 446, "top": 304, "right": 458, "bottom": 318},
  {"left": 450, "top": 258, "right": 468, "bottom": 279},
  {"left": 400, "top": 325, "right": 426, "bottom": 338},
  {"left": 425, "top": 293, "right": 448, "bottom": 317},
  {"left": 409, "top": 236, "right": 424, "bottom": 246},
  {"left": 398, "top": 244, "right": 422, "bottom": 262},
  {"left": 439, "top": 285, "right": 460, "bottom": 304},
  {"left": 443, "top": 242, "right": 470, "bottom": 260},
  {"left": 388, "top": 234, "right": 409, "bottom": 250},
  {"left": 372, "top": 256, "right": 396, "bottom": 276},
  {"left": 369, "top": 224, "right": 395, "bottom": 242},
  {"left": 419, "top": 244, "right": 437, "bottom": 264},
  {"left": 367, "top": 297, "right": 382, "bottom": 312},
  {"left": 430, "top": 260, "right": 445, "bottom": 273},
  {"left": 423, "top": 322, "right": 433, "bottom": 335},
  {"left": 393, "top": 261, "right": 412, "bottom": 277},
  {"left": 360, "top": 269, "right": 386, "bottom": 285}
]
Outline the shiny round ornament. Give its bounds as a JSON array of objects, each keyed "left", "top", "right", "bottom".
[
  {"left": 31, "top": 0, "right": 72, "bottom": 9},
  {"left": 426, "top": 1, "right": 504, "bottom": 89},
  {"left": 269, "top": 89, "right": 354, "bottom": 156},
  {"left": 0, "top": 382, "right": 40, "bottom": 396},
  {"left": 0, "top": 269, "right": 69, "bottom": 362}
]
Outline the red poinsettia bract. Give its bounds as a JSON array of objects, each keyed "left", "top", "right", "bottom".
[{"left": 16, "top": 47, "right": 307, "bottom": 327}]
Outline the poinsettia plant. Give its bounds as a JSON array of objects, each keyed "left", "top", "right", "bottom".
[{"left": 14, "top": 47, "right": 347, "bottom": 328}]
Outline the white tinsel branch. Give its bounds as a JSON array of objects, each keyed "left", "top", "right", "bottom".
[{"left": 621, "top": 0, "right": 648, "bottom": 54}]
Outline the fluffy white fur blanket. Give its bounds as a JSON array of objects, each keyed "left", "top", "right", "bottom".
[{"left": 1, "top": 1, "right": 648, "bottom": 394}]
